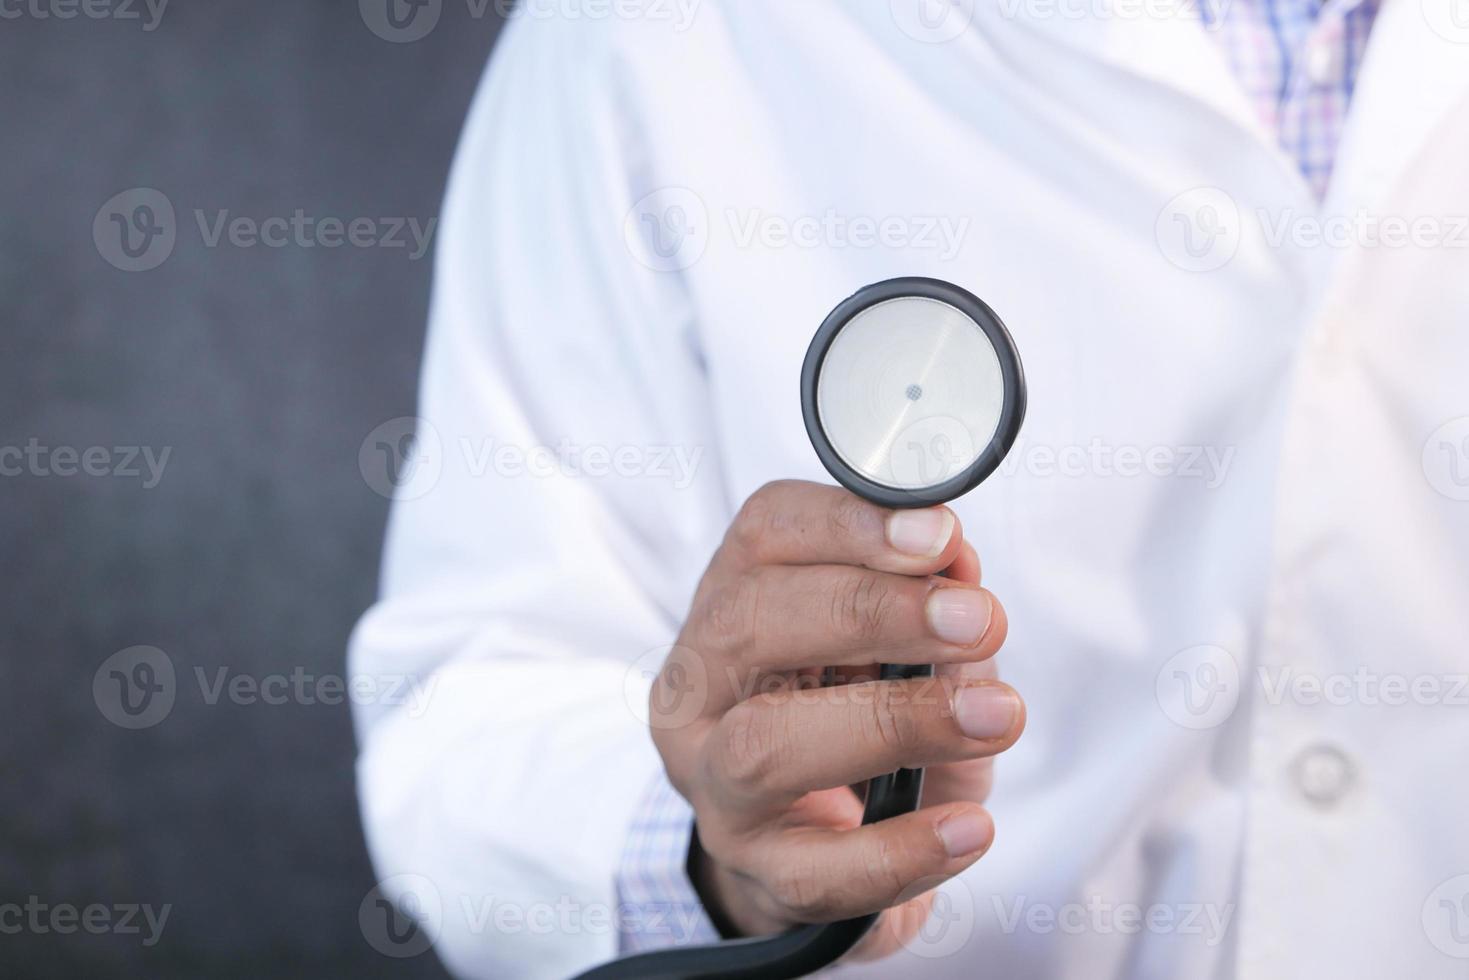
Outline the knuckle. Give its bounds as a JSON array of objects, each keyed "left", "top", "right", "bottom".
[
  {"left": 728, "top": 482, "right": 787, "bottom": 553},
  {"left": 701, "top": 574, "right": 763, "bottom": 652},
  {"left": 769, "top": 862, "right": 830, "bottom": 920},
  {"left": 863, "top": 834, "right": 907, "bottom": 900},
  {"left": 824, "top": 493, "right": 870, "bottom": 542},
  {"left": 716, "top": 701, "right": 785, "bottom": 791},
  {"left": 863, "top": 682, "right": 922, "bottom": 756},
  {"left": 828, "top": 572, "right": 898, "bottom": 646}
]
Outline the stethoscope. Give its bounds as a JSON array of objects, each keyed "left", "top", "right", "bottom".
[{"left": 577, "top": 277, "right": 1026, "bottom": 980}]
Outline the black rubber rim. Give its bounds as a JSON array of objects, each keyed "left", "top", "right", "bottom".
[{"left": 801, "top": 277, "right": 1027, "bottom": 509}]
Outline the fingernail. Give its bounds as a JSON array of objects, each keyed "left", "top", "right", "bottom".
[
  {"left": 952, "top": 684, "right": 1017, "bottom": 740},
  {"left": 886, "top": 508, "right": 954, "bottom": 558},
  {"left": 925, "top": 589, "right": 992, "bottom": 646},
  {"left": 937, "top": 810, "right": 992, "bottom": 858}
]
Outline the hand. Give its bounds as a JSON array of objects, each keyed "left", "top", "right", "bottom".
[{"left": 649, "top": 480, "right": 1024, "bottom": 961}]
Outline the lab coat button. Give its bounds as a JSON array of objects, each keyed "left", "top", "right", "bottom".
[{"left": 1292, "top": 743, "right": 1356, "bottom": 807}]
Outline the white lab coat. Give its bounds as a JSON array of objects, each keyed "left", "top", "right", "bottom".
[{"left": 348, "top": 1, "right": 1469, "bottom": 977}]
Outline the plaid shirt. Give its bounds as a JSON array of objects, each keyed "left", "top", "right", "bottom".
[
  {"left": 614, "top": 0, "right": 1383, "bottom": 952},
  {"left": 1203, "top": 0, "right": 1383, "bottom": 198}
]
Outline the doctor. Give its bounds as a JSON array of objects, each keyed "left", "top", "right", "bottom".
[{"left": 349, "top": 0, "right": 1469, "bottom": 977}]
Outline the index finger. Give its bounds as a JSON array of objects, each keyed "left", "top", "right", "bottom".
[{"left": 719, "top": 480, "right": 963, "bottom": 575}]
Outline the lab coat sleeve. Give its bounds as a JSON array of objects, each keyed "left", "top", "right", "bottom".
[{"left": 347, "top": 15, "right": 729, "bottom": 980}]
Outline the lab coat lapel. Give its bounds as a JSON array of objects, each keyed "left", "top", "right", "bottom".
[
  {"left": 1326, "top": 0, "right": 1469, "bottom": 212},
  {"left": 985, "top": 0, "right": 1272, "bottom": 149}
]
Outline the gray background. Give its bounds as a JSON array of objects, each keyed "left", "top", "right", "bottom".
[{"left": 0, "top": 2, "right": 507, "bottom": 976}]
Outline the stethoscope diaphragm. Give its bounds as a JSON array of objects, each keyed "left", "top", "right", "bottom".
[{"left": 802, "top": 277, "right": 1026, "bottom": 507}]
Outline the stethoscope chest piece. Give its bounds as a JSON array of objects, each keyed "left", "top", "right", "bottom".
[{"left": 802, "top": 277, "right": 1026, "bottom": 508}]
